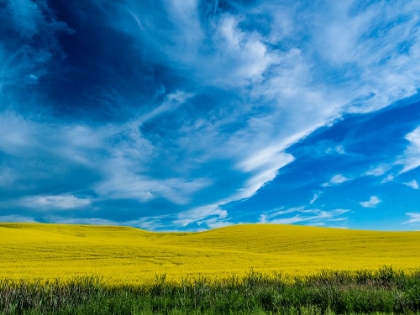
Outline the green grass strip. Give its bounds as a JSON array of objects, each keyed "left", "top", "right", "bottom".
[{"left": 2, "top": 267, "right": 420, "bottom": 315}]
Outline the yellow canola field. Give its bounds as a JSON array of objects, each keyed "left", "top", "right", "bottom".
[{"left": 1, "top": 223, "right": 420, "bottom": 285}]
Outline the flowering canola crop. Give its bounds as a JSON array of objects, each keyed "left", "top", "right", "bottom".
[{"left": 1, "top": 223, "right": 420, "bottom": 285}]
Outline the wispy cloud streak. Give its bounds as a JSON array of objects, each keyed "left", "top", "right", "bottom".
[{"left": 259, "top": 207, "right": 349, "bottom": 226}]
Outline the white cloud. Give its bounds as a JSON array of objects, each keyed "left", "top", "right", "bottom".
[
  {"left": 322, "top": 174, "right": 350, "bottom": 187},
  {"left": 309, "top": 192, "right": 320, "bottom": 205},
  {"left": 259, "top": 207, "right": 349, "bottom": 226},
  {"left": 0, "top": 113, "right": 37, "bottom": 155},
  {"left": 125, "top": 215, "right": 170, "bottom": 231},
  {"left": 364, "top": 164, "right": 391, "bottom": 176},
  {"left": 133, "top": 91, "right": 194, "bottom": 126},
  {"left": 19, "top": 194, "right": 91, "bottom": 210},
  {"left": 326, "top": 145, "right": 346, "bottom": 155},
  {"left": 95, "top": 173, "right": 210, "bottom": 205},
  {"left": 379, "top": 127, "right": 420, "bottom": 183},
  {"left": 213, "top": 15, "right": 278, "bottom": 85},
  {"left": 359, "top": 196, "right": 381, "bottom": 208},
  {"left": 404, "top": 212, "right": 420, "bottom": 224},
  {"left": 173, "top": 204, "right": 228, "bottom": 227},
  {"left": 381, "top": 174, "right": 395, "bottom": 184},
  {"left": 235, "top": 150, "right": 295, "bottom": 200},
  {"left": 330, "top": 175, "right": 350, "bottom": 184},
  {"left": 396, "top": 127, "right": 420, "bottom": 174},
  {"left": 197, "top": 217, "right": 233, "bottom": 230},
  {"left": 404, "top": 180, "right": 419, "bottom": 190},
  {"left": 335, "top": 146, "right": 345, "bottom": 154}
]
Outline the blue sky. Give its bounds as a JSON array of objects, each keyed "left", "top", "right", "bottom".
[{"left": 1, "top": 0, "right": 420, "bottom": 231}]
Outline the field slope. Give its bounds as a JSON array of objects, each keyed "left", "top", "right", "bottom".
[{"left": 1, "top": 223, "right": 420, "bottom": 284}]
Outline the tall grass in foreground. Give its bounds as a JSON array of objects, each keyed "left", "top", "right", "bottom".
[{"left": 2, "top": 267, "right": 420, "bottom": 315}]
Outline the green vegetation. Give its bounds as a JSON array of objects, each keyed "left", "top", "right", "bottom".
[{"left": 1, "top": 267, "right": 420, "bottom": 314}]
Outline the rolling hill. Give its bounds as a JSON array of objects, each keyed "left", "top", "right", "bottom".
[{"left": 1, "top": 223, "right": 420, "bottom": 284}]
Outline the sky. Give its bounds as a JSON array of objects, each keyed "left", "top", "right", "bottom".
[{"left": 1, "top": 0, "right": 420, "bottom": 231}]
